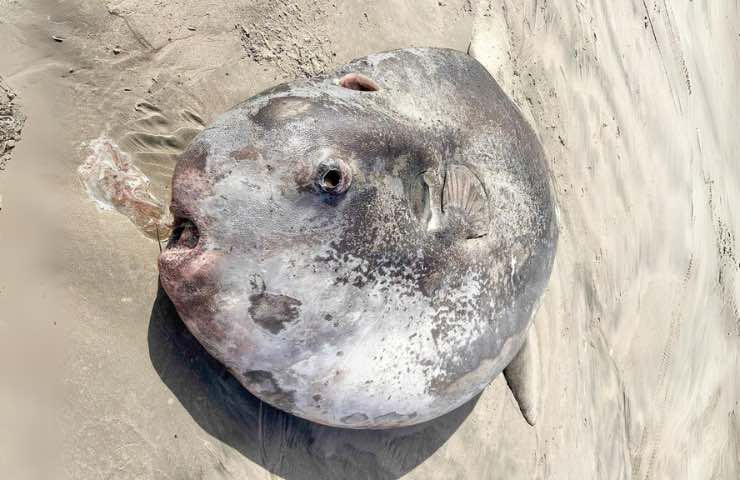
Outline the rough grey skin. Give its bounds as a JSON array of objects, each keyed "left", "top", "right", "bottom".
[{"left": 158, "top": 48, "right": 557, "bottom": 429}]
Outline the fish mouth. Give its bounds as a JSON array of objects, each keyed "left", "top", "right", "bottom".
[
  {"left": 166, "top": 216, "right": 200, "bottom": 250},
  {"left": 158, "top": 214, "right": 204, "bottom": 292},
  {"left": 158, "top": 213, "right": 221, "bottom": 317}
]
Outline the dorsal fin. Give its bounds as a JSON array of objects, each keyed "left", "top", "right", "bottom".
[{"left": 442, "top": 164, "right": 490, "bottom": 238}]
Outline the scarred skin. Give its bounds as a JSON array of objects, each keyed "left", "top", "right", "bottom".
[{"left": 158, "top": 48, "right": 557, "bottom": 429}]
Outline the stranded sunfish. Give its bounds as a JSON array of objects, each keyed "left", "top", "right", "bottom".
[{"left": 158, "top": 48, "right": 557, "bottom": 429}]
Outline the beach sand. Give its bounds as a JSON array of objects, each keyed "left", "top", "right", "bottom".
[{"left": 0, "top": 1, "right": 737, "bottom": 478}]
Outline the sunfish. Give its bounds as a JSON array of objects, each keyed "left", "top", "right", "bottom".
[{"left": 158, "top": 48, "right": 557, "bottom": 429}]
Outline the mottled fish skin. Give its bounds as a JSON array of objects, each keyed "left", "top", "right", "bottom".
[{"left": 158, "top": 48, "right": 558, "bottom": 429}]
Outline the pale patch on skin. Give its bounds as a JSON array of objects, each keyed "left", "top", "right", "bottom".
[{"left": 158, "top": 48, "right": 558, "bottom": 429}]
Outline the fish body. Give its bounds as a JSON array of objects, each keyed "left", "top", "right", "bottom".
[{"left": 158, "top": 48, "right": 557, "bottom": 429}]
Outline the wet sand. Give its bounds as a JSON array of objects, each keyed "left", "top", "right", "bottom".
[{"left": 0, "top": 1, "right": 738, "bottom": 478}]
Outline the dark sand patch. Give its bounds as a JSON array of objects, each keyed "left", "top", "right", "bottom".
[{"left": 0, "top": 78, "right": 25, "bottom": 174}]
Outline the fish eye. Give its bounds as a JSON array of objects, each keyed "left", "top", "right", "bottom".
[
  {"left": 316, "top": 160, "right": 351, "bottom": 195},
  {"left": 321, "top": 169, "right": 342, "bottom": 189}
]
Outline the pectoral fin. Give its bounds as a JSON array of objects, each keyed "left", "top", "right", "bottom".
[
  {"left": 441, "top": 164, "right": 490, "bottom": 238},
  {"left": 503, "top": 324, "right": 541, "bottom": 426}
]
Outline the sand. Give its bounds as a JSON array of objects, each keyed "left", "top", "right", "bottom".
[
  {"left": 0, "top": 0, "right": 738, "bottom": 478},
  {"left": 0, "top": 77, "right": 25, "bottom": 173}
]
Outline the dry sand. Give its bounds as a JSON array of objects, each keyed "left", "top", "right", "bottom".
[{"left": 0, "top": 0, "right": 738, "bottom": 478}]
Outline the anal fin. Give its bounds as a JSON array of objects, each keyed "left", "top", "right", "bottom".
[{"left": 503, "top": 324, "right": 541, "bottom": 426}]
